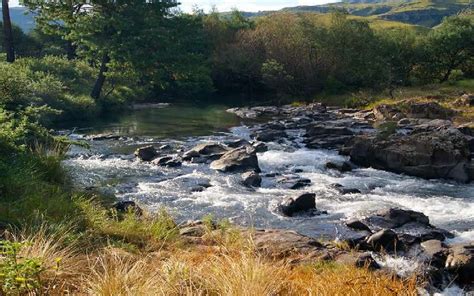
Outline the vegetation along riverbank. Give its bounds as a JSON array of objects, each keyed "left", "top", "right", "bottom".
[{"left": 0, "top": 0, "right": 473, "bottom": 294}]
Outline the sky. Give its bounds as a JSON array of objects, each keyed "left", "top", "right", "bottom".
[{"left": 9, "top": 0, "right": 340, "bottom": 12}]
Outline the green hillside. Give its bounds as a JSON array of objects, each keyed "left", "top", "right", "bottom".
[{"left": 283, "top": 0, "right": 472, "bottom": 27}]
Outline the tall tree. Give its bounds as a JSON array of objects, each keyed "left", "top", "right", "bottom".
[
  {"left": 427, "top": 16, "right": 474, "bottom": 82},
  {"left": 24, "top": 0, "right": 83, "bottom": 60},
  {"left": 1, "top": 0, "right": 15, "bottom": 62},
  {"left": 70, "top": 0, "right": 178, "bottom": 100}
]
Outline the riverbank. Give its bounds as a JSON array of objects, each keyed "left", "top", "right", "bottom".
[{"left": 2, "top": 95, "right": 474, "bottom": 294}]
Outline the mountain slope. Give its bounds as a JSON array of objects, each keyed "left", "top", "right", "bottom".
[{"left": 283, "top": 1, "right": 472, "bottom": 27}]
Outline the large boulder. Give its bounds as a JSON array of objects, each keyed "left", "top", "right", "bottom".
[
  {"left": 135, "top": 145, "right": 158, "bottom": 161},
  {"left": 304, "top": 123, "right": 354, "bottom": 150},
  {"left": 345, "top": 127, "right": 472, "bottom": 182},
  {"left": 347, "top": 209, "right": 453, "bottom": 249},
  {"left": 405, "top": 102, "right": 456, "bottom": 120},
  {"left": 279, "top": 193, "right": 316, "bottom": 217},
  {"left": 210, "top": 147, "right": 260, "bottom": 173},
  {"left": 445, "top": 242, "right": 474, "bottom": 286},
  {"left": 252, "top": 229, "right": 323, "bottom": 258},
  {"left": 373, "top": 101, "right": 456, "bottom": 121}
]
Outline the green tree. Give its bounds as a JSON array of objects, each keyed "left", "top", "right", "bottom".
[
  {"left": 68, "top": 0, "right": 178, "bottom": 100},
  {"left": 24, "top": 0, "right": 83, "bottom": 60},
  {"left": 427, "top": 16, "right": 474, "bottom": 82}
]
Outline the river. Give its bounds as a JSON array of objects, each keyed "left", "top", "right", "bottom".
[{"left": 63, "top": 103, "right": 474, "bottom": 256}]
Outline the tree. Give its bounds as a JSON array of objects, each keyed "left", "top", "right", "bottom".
[
  {"left": 1, "top": 0, "right": 15, "bottom": 62},
  {"left": 427, "top": 16, "right": 474, "bottom": 82},
  {"left": 24, "top": 0, "right": 84, "bottom": 60}
]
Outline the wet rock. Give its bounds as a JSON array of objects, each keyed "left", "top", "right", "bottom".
[
  {"left": 241, "top": 171, "right": 262, "bottom": 187},
  {"left": 374, "top": 208, "right": 430, "bottom": 228},
  {"left": 253, "top": 129, "right": 287, "bottom": 142},
  {"left": 183, "top": 143, "right": 228, "bottom": 160},
  {"left": 357, "top": 209, "right": 452, "bottom": 247},
  {"left": 421, "top": 240, "right": 448, "bottom": 268},
  {"left": 331, "top": 184, "right": 361, "bottom": 195},
  {"left": 135, "top": 145, "right": 158, "bottom": 161},
  {"left": 226, "top": 139, "right": 250, "bottom": 148},
  {"left": 346, "top": 219, "right": 371, "bottom": 232},
  {"left": 305, "top": 124, "right": 354, "bottom": 137},
  {"left": 458, "top": 124, "right": 474, "bottom": 137},
  {"left": 366, "top": 229, "right": 401, "bottom": 252},
  {"left": 252, "top": 142, "right": 268, "bottom": 153},
  {"left": 446, "top": 242, "right": 474, "bottom": 286},
  {"left": 152, "top": 156, "right": 182, "bottom": 167},
  {"left": 345, "top": 127, "right": 472, "bottom": 183},
  {"left": 325, "top": 161, "right": 352, "bottom": 173},
  {"left": 89, "top": 133, "right": 122, "bottom": 141},
  {"left": 112, "top": 201, "right": 143, "bottom": 216},
  {"left": 304, "top": 123, "right": 355, "bottom": 150},
  {"left": 278, "top": 176, "right": 311, "bottom": 190},
  {"left": 210, "top": 147, "right": 260, "bottom": 173},
  {"left": 152, "top": 156, "right": 172, "bottom": 165},
  {"left": 159, "top": 144, "right": 172, "bottom": 151},
  {"left": 280, "top": 193, "right": 316, "bottom": 217},
  {"left": 356, "top": 253, "right": 380, "bottom": 270}
]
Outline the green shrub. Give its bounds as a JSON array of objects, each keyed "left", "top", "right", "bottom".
[{"left": 0, "top": 241, "right": 43, "bottom": 294}]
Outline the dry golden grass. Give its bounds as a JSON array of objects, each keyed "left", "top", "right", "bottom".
[
  {"left": 3, "top": 225, "right": 86, "bottom": 294},
  {"left": 1, "top": 223, "right": 418, "bottom": 296}
]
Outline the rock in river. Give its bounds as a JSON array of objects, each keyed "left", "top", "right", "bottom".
[
  {"left": 183, "top": 143, "right": 228, "bottom": 160},
  {"left": 280, "top": 193, "right": 316, "bottom": 217},
  {"left": 445, "top": 242, "right": 474, "bottom": 286},
  {"left": 344, "top": 127, "right": 472, "bottom": 183},
  {"left": 241, "top": 171, "right": 262, "bottom": 187},
  {"left": 210, "top": 146, "right": 260, "bottom": 173},
  {"left": 135, "top": 145, "right": 158, "bottom": 161}
]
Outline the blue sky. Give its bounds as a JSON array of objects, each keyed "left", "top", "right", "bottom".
[{"left": 9, "top": 0, "right": 340, "bottom": 12}]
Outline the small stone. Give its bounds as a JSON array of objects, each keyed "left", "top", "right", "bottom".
[{"left": 241, "top": 171, "right": 262, "bottom": 187}]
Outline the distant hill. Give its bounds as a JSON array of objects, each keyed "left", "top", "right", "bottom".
[
  {"left": 282, "top": 0, "right": 472, "bottom": 27},
  {"left": 0, "top": 7, "right": 35, "bottom": 32},
  {"left": 2, "top": 1, "right": 472, "bottom": 34},
  {"left": 237, "top": 0, "right": 472, "bottom": 28}
]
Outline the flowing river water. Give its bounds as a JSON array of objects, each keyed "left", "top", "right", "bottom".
[{"left": 62, "top": 104, "right": 474, "bottom": 292}]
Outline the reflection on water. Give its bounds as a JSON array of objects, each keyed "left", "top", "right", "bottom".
[{"left": 67, "top": 104, "right": 242, "bottom": 138}]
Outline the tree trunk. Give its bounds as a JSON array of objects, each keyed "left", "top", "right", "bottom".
[
  {"left": 91, "top": 54, "right": 110, "bottom": 100},
  {"left": 440, "top": 68, "right": 452, "bottom": 83},
  {"left": 2, "top": 0, "right": 15, "bottom": 63},
  {"left": 65, "top": 40, "right": 76, "bottom": 60}
]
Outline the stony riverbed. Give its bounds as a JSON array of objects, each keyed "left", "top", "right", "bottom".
[{"left": 62, "top": 102, "right": 474, "bottom": 294}]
